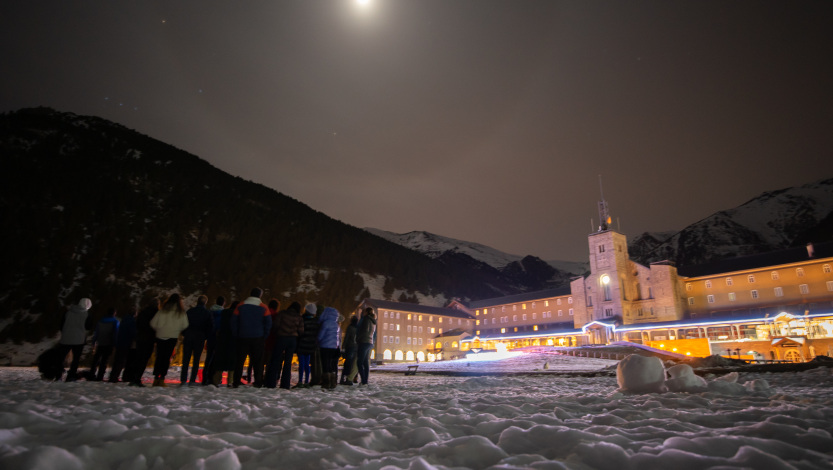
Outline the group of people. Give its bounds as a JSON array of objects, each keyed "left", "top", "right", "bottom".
[{"left": 54, "top": 288, "right": 378, "bottom": 389}]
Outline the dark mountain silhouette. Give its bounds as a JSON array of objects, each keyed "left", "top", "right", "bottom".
[{"left": 0, "top": 108, "right": 533, "bottom": 345}]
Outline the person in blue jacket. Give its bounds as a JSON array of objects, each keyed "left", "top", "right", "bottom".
[
  {"left": 108, "top": 307, "right": 136, "bottom": 383},
  {"left": 89, "top": 307, "right": 119, "bottom": 381},
  {"left": 317, "top": 307, "right": 342, "bottom": 389},
  {"left": 231, "top": 288, "right": 272, "bottom": 388}
]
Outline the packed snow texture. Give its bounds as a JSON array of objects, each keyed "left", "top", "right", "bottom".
[{"left": 0, "top": 353, "right": 832, "bottom": 469}]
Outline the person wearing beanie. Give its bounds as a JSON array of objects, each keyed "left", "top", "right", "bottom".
[
  {"left": 264, "top": 301, "right": 304, "bottom": 389},
  {"left": 295, "top": 303, "right": 319, "bottom": 388},
  {"left": 58, "top": 298, "right": 95, "bottom": 382},
  {"left": 231, "top": 288, "right": 272, "bottom": 388},
  {"left": 317, "top": 307, "right": 342, "bottom": 389}
]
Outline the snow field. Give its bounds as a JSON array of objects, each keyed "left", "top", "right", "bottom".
[{"left": 0, "top": 359, "right": 831, "bottom": 469}]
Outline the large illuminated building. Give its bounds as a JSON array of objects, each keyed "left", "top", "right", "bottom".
[{"left": 358, "top": 201, "right": 833, "bottom": 363}]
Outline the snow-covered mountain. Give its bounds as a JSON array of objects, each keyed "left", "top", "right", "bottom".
[
  {"left": 364, "top": 229, "right": 588, "bottom": 285},
  {"left": 630, "top": 178, "right": 833, "bottom": 267}
]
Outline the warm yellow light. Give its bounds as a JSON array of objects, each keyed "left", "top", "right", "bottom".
[
  {"left": 659, "top": 343, "right": 665, "bottom": 348},
  {"left": 686, "top": 352, "right": 691, "bottom": 356},
  {"left": 672, "top": 348, "right": 678, "bottom": 352},
  {"left": 601, "top": 274, "right": 610, "bottom": 285}
]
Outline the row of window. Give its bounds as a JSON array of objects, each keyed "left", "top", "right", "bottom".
[
  {"left": 688, "top": 282, "right": 833, "bottom": 304},
  {"left": 475, "top": 298, "right": 574, "bottom": 316},
  {"left": 475, "top": 310, "right": 574, "bottom": 325},
  {"left": 689, "top": 265, "right": 832, "bottom": 291},
  {"left": 380, "top": 310, "right": 469, "bottom": 326},
  {"left": 381, "top": 336, "right": 424, "bottom": 346},
  {"left": 381, "top": 323, "right": 441, "bottom": 334}
]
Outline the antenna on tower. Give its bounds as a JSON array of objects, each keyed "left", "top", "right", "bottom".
[{"left": 597, "top": 175, "right": 611, "bottom": 231}]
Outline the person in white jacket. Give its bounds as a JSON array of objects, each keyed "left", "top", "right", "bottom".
[{"left": 149, "top": 293, "right": 189, "bottom": 387}]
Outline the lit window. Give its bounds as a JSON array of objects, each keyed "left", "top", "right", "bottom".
[
  {"left": 751, "top": 290, "right": 759, "bottom": 299},
  {"left": 707, "top": 295, "right": 715, "bottom": 303},
  {"left": 533, "top": 325, "right": 538, "bottom": 331},
  {"left": 476, "top": 320, "right": 480, "bottom": 325},
  {"left": 728, "top": 292, "right": 736, "bottom": 301},
  {"left": 407, "top": 314, "right": 412, "bottom": 320},
  {"left": 476, "top": 310, "right": 480, "bottom": 316},
  {"left": 418, "top": 315, "right": 422, "bottom": 321},
  {"left": 800, "top": 284, "right": 809, "bottom": 295},
  {"left": 726, "top": 278, "right": 733, "bottom": 286},
  {"left": 500, "top": 328, "right": 506, "bottom": 334},
  {"left": 396, "top": 324, "right": 400, "bottom": 331},
  {"left": 797, "top": 268, "right": 805, "bottom": 277},
  {"left": 748, "top": 275, "right": 755, "bottom": 283},
  {"left": 522, "top": 304, "right": 527, "bottom": 310},
  {"left": 774, "top": 287, "right": 783, "bottom": 297}
]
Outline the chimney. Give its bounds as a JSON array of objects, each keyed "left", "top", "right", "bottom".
[{"left": 807, "top": 243, "right": 815, "bottom": 258}]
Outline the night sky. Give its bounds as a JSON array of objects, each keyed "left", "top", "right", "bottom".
[{"left": 3, "top": 1, "right": 832, "bottom": 262}]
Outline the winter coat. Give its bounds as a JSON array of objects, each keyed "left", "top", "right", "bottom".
[
  {"left": 297, "top": 312, "right": 320, "bottom": 355},
  {"left": 317, "top": 307, "right": 341, "bottom": 350},
  {"left": 93, "top": 317, "right": 119, "bottom": 347},
  {"left": 214, "top": 307, "right": 236, "bottom": 372},
  {"left": 150, "top": 307, "right": 189, "bottom": 340},
  {"left": 60, "top": 304, "right": 93, "bottom": 346},
  {"left": 135, "top": 305, "right": 158, "bottom": 345},
  {"left": 184, "top": 305, "right": 213, "bottom": 340},
  {"left": 356, "top": 312, "right": 377, "bottom": 344},
  {"left": 116, "top": 314, "right": 137, "bottom": 350},
  {"left": 232, "top": 297, "right": 272, "bottom": 339},
  {"left": 342, "top": 322, "right": 358, "bottom": 352},
  {"left": 272, "top": 303, "right": 304, "bottom": 338}
]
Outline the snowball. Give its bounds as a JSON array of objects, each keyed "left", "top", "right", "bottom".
[
  {"left": 665, "top": 364, "right": 708, "bottom": 393},
  {"left": 616, "top": 354, "right": 667, "bottom": 393}
]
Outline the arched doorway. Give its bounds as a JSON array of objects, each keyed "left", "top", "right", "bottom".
[{"left": 784, "top": 350, "right": 802, "bottom": 363}]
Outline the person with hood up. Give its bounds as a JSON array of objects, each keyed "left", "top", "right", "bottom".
[
  {"left": 58, "top": 298, "right": 94, "bottom": 382},
  {"left": 295, "top": 303, "right": 319, "bottom": 388},
  {"left": 264, "top": 301, "right": 303, "bottom": 389},
  {"left": 181, "top": 295, "right": 213, "bottom": 385},
  {"left": 149, "top": 293, "right": 189, "bottom": 387},
  {"left": 340, "top": 315, "right": 359, "bottom": 385},
  {"left": 317, "top": 306, "right": 342, "bottom": 389},
  {"left": 89, "top": 307, "right": 119, "bottom": 381},
  {"left": 356, "top": 307, "right": 377, "bottom": 386},
  {"left": 109, "top": 307, "right": 136, "bottom": 383},
  {"left": 231, "top": 288, "right": 272, "bottom": 388}
]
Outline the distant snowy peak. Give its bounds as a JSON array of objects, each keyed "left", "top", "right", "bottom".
[
  {"left": 630, "top": 178, "right": 833, "bottom": 266},
  {"left": 364, "top": 228, "right": 522, "bottom": 269},
  {"left": 364, "top": 228, "right": 588, "bottom": 276}
]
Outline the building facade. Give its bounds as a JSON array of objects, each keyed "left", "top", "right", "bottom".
[{"left": 356, "top": 204, "right": 833, "bottom": 362}]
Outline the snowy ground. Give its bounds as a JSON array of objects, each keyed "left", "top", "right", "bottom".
[{"left": 0, "top": 353, "right": 832, "bottom": 470}]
